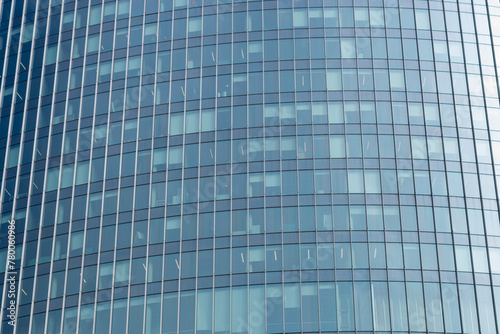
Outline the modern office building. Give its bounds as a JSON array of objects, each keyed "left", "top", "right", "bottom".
[{"left": 2, "top": 0, "right": 500, "bottom": 333}]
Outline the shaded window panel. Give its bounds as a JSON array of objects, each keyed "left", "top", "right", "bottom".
[
  {"left": 266, "top": 285, "right": 284, "bottom": 333},
  {"left": 326, "top": 38, "right": 340, "bottom": 58},
  {"left": 163, "top": 293, "right": 178, "bottom": 334}
]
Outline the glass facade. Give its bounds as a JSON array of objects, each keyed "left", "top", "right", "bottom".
[{"left": 1, "top": 0, "right": 500, "bottom": 333}]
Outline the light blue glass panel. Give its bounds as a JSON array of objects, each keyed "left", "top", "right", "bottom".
[
  {"left": 336, "top": 282, "right": 354, "bottom": 330},
  {"left": 129, "top": 296, "right": 145, "bottom": 333},
  {"left": 63, "top": 307, "right": 78, "bottom": 333},
  {"left": 350, "top": 205, "right": 366, "bottom": 230},
  {"left": 249, "top": 286, "right": 265, "bottom": 334},
  {"left": 333, "top": 206, "right": 349, "bottom": 230},
  {"left": 215, "top": 248, "right": 230, "bottom": 275},
  {"left": 284, "top": 284, "right": 301, "bottom": 332},
  {"left": 459, "top": 284, "right": 479, "bottom": 334},
  {"left": 266, "top": 284, "right": 283, "bottom": 333},
  {"left": 327, "top": 69, "right": 342, "bottom": 90},
  {"left": 232, "top": 286, "right": 248, "bottom": 334},
  {"left": 28, "top": 313, "right": 44, "bottom": 334},
  {"left": 494, "top": 287, "right": 500, "bottom": 332},
  {"left": 114, "top": 259, "right": 130, "bottom": 287},
  {"left": 404, "top": 243, "right": 421, "bottom": 269},
  {"left": 325, "top": 8, "right": 339, "bottom": 27},
  {"left": 386, "top": 243, "right": 403, "bottom": 269},
  {"left": 283, "top": 244, "right": 299, "bottom": 270},
  {"left": 249, "top": 247, "right": 264, "bottom": 273},
  {"left": 420, "top": 244, "right": 438, "bottom": 270},
  {"left": 424, "top": 283, "right": 444, "bottom": 332},
  {"left": 451, "top": 208, "right": 468, "bottom": 233},
  {"left": 181, "top": 251, "right": 196, "bottom": 278},
  {"left": 335, "top": 243, "right": 351, "bottom": 268},
  {"left": 111, "top": 300, "right": 127, "bottom": 334},
  {"left": 215, "top": 288, "right": 230, "bottom": 333},
  {"left": 197, "top": 289, "right": 212, "bottom": 334},
  {"left": 95, "top": 302, "right": 111, "bottom": 334},
  {"left": 352, "top": 243, "right": 368, "bottom": 268},
  {"left": 332, "top": 169, "right": 347, "bottom": 193},
  {"left": 317, "top": 243, "right": 334, "bottom": 269},
  {"left": 302, "top": 283, "right": 319, "bottom": 331},
  {"left": 354, "top": 282, "right": 373, "bottom": 330},
  {"left": 437, "top": 244, "right": 455, "bottom": 271},
  {"left": 267, "top": 207, "right": 281, "bottom": 233},
  {"left": 476, "top": 285, "right": 497, "bottom": 334},
  {"left": 472, "top": 247, "right": 489, "bottom": 273},
  {"left": 369, "top": 243, "right": 386, "bottom": 268},
  {"left": 166, "top": 217, "right": 181, "bottom": 242},
  {"left": 319, "top": 283, "right": 337, "bottom": 331},
  {"left": 147, "top": 256, "right": 163, "bottom": 283},
  {"left": 51, "top": 271, "right": 66, "bottom": 298},
  {"left": 328, "top": 102, "right": 343, "bottom": 123},
  {"left": 316, "top": 206, "right": 333, "bottom": 231},
  {"left": 249, "top": 173, "right": 264, "bottom": 196},
  {"left": 442, "top": 284, "right": 462, "bottom": 333},
  {"left": 249, "top": 209, "right": 264, "bottom": 234},
  {"left": 300, "top": 244, "right": 317, "bottom": 270},
  {"left": 371, "top": 282, "right": 390, "bottom": 331},
  {"left": 330, "top": 136, "right": 345, "bottom": 158},
  {"left": 348, "top": 170, "right": 364, "bottom": 193},
  {"left": 365, "top": 170, "right": 381, "bottom": 193},
  {"left": 164, "top": 253, "right": 180, "bottom": 280},
  {"left": 79, "top": 304, "right": 94, "bottom": 333},
  {"left": 47, "top": 310, "right": 62, "bottom": 333},
  {"left": 179, "top": 291, "right": 195, "bottom": 333},
  {"left": 454, "top": 245, "right": 472, "bottom": 272},
  {"left": 344, "top": 102, "right": 360, "bottom": 123},
  {"left": 489, "top": 248, "right": 500, "bottom": 274},
  {"left": 382, "top": 170, "right": 398, "bottom": 194},
  {"left": 232, "top": 247, "right": 247, "bottom": 273},
  {"left": 389, "top": 282, "right": 408, "bottom": 331},
  {"left": 266, "top": 245, "right": 282, "bottom": 272},
  {"left": 298, "top": 170, "right": 314, "bottom": 194}
]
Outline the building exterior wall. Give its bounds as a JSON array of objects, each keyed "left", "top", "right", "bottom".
[{"left": 1, "top": 0, "right": 500, "bottom": 333}]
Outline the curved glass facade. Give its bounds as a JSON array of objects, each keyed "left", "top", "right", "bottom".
[{"left": 2, "top": 0, "right": 500, "bottom": 333}]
